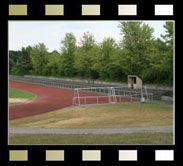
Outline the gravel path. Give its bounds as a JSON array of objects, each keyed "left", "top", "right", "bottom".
[{"left": 9, "top": 126, "right": 173, "bottom": 134}]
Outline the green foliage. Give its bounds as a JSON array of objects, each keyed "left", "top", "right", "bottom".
[
  {"left": 46, "top": 50, "right": 60, "bottom": 77},
  {"left": 19, "top": 46, "right": 33, "bottom": 74},
  {"left": 118, "top": 22, "right": 154, "bottom": 76},
  {"left": 141, "top": 22, "right": 173, "bottom": 84},
  {"left": 9, "top": 46, "right": 33, "bottom": 75},
  {"left": 92, "top": 37, "right": 123, "bottom": 80},
  {"left": 74, "top": 32, "right": 99, "bottom": 78},
  {"left": 9, "top": 58, "right": 15, "bottom": 71},
  {"left": 9, "top": 50, "right": 21, "bottom": 63},
  {"left": 161, "top": 22, "right": 173, "bottom": 46},
  {"left": 58, "top": 33, "right": 77, "bottom": 77},
  {"left": 161, "top": 22, "right": 174, "bottom": 83},
  {"left": 9, "top": 50, "right": 22, "bottom": 75},
  {"left": 10, "top": 64, "right": 24, "bottom": 76},
  {"left": 9, "top": 21, "right": 173, "bottom": 85},
  {"left": 30, "top": 43, "right": 49, "bottom": 75}
]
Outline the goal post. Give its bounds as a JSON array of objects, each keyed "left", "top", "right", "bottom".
[
  {"left": 73, "top": 87, "right": 118, "bottom": 106},
  {"left": 73, "top": 86, "right": 153, "bottom": 106}
]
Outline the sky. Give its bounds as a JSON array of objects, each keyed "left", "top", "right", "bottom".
[{"left": 9, "top": 21, "right": 167, "bottom": 52}]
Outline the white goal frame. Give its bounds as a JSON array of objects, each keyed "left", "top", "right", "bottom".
[{"left": 73, "top": 86, "right": 153, "bottom": 106}]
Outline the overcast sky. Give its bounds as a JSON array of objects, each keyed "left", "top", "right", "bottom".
[{"left": 9, "top": 21, "right": 167, "bottom": 52}]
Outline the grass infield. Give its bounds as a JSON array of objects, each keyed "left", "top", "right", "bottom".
[
  {"left": 9, "top": 88, "right": 35, "bottom": 99},
  {"left": 9, "top": 88, "right": 36, "bottom": 106},
  {"left": 10, "top": 102, "right": 173, "bottom": 128},
  {"left": 9, "top": 132, "right": 173, "bottom": 145}
]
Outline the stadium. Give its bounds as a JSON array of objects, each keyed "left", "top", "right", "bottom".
[{"left": 8, "top": 21, "right": 174, "bottom": 145}]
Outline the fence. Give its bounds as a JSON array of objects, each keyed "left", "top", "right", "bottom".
[
  {"left": 9, "top": 75, "right": 153, "bottom": 103},
  {"left": 9, "top": 75, "right": 89, "bottom": 89}
]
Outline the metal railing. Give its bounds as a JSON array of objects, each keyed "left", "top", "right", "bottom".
[{"left": 10, "top": 75, "right": 154, "bottom": 102}]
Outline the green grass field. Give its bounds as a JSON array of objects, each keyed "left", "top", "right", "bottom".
[
  {"left": 9, "top": 132, "right": 173, "bottom": 145},
  {"left": 9, "top": 88, "right": 35, "bottom": 98},
  {"left": 10, "top": 102, "right": 173, "bottom": 129},
  {"left": 9, "top": 88, "right": 36, "bottom": 106}
]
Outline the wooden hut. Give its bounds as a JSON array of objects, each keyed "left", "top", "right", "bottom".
[{"left": 128, "top": 75, "right": 142, "bottom": 89}]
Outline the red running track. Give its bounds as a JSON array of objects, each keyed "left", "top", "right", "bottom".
[
  {"left": 9, "top": 80, "right": 138, "bottom": 120},
  {"left": 10, "top": 81, "right": 77, "bottom": 120}
]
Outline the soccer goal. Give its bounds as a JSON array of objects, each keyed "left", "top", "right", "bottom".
[
  {"left": 73, "top": 86, "right": 153, "bottom": 106},
  {"left": 73, "top": 87, "right": 117, "bottom": 106}
]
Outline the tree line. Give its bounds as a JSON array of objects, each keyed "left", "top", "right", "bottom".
[{"left": 9, "top": 21, "right": 173, "bottom": 85}]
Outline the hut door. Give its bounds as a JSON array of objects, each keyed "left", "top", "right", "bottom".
[{"left": 134, "top": 77, "right": 136, "bottom": 84}]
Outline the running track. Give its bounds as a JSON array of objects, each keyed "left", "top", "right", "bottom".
[
  {"left": 9, "top": 80, "right": 137, "bottom": 120},
  {"left": 9, "top": 80, "right": 76, "bottom": 120}
]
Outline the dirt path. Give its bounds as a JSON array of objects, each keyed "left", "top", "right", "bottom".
[{"left": 9, "top": 80, "right": 138, "bottom": 120}]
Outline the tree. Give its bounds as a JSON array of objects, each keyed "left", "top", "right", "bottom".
[
  {"left": 93, "top": 37, "right": 119, "bottom": 80},
  {"left": 74, "top": 32, "right": 98, "bottom": 78},
  {"left": 161, "top": 22, "right": 174, "bottom": 82},
  {"left": 30, "top": 43, "right": 49, "bottom": 75},
  {"left": 118, "top": 22, "right": 154, "bottom": 77},
  {"left": 140, "top": 39, "right": 165, "bottom": 82},
  {"left": 9, "top": 58, "right": 15, "bottom": 72},
  {"left": 141, "top": 21, "right": 174, "bottom": 84},
  {"left": 9, "top": 50, "right": 23, "bottom": 75},
  {"left": 9, "top": 21, "right": 174, "bottom": 85},
  {"left": 9, "top": 50, "right": 21, "bottom": 63},
  {"left": 146, "top": 22, "right": 173, "bottom": 84},
  {"left": 59, "top": 33, "right": 77, "bottom": 77},
  {"left": 80, "top": 32, "right": 95, "bottom": 50},
  {"left": 46, "top": 50, "right": 61, "bottom": 76},
  {"left": 19, "top": 46, "right": 33, "bottom": 74},
  {"left": 161, "top": 22, "right": 173, "bottom": 47}
]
